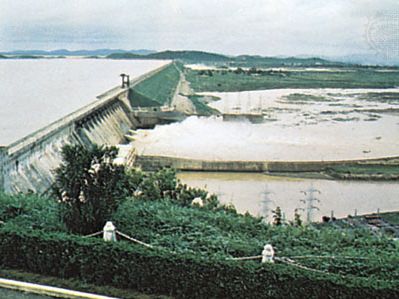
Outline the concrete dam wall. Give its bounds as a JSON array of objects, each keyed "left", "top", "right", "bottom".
[{"left": 0, "top": 63, "right": 172, "bottom": 194}]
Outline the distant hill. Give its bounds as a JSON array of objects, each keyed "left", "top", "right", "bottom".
[
  {"left": 106, "top": 52, "right": 145, "bottom": 59},
  {"left": 106, "top": 50, "right": 230, "bottom": 62},
  {"left": 14, "top": 55, "right": 43, "bottom": 59},
  {"left": 147, "top": 50, "right": 230, "bottom": 61},
  {"left": 106, "top": 50, "right": 346, "bottom": 67},
  {"left": 0, "top": 49, "right": 156, "bottom": 57}
]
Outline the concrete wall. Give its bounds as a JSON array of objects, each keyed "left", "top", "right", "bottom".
[
  {"left": 0, "top": 62, "right": 172, "bottom": 194},
  {"left": 134, "top": 155, "right": 399, "bottom": 173}
]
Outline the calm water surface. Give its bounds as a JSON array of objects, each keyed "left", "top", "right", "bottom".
[
  {"left": 0, "top": 59, "right": 168, "bottom": 145},
  {"left": 178, "top": 172, "right": 399, "bottom": 222}
]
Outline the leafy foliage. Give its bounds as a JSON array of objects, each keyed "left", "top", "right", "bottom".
[
  {"left": 0, "top": 192, "right": 64, "bottom": 231},
  {"left": 112, "top": 199, "right": 399, "bottom": 282},
  {"left": 2, "top": 162, "right": 398, "bottom": 296},
  {"left": 52, "top": 144, "right": 134, "bottom": 234},
  {"left": 0, "top": 226, "right": 397, "bottom": 299},
  {"left": 127, "top": 167, "right": 221, "bottom": 209}
]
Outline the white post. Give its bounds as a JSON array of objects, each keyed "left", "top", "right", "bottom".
[
  {"left": 261, "top": 244, "right": 275, "bottom": 263},
  {"left": 103, "top": 221, "right": 117, "bottom": 242}
]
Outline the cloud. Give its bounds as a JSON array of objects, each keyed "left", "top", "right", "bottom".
[{"left": 0, "top": 0, "right": 397, "bottom": 60}]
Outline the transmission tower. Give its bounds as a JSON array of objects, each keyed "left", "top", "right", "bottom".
[
  {"left": 300, "top": 185, "right": 321, "bottom": 223},
  {"left": 260, "top": 185, "right": 274, "bottom": 223}
]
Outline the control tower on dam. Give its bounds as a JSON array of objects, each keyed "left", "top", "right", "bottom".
[{"left": 0, "top": 61, "right": 177, "bottom": 194}]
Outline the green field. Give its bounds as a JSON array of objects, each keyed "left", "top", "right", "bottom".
[
  {"left": 185, "top": 67, "right": 399, "bottom": 92},
  {"left": 130, "top": 62, "right": 181, "bottom": 106},
  {"left": 326, "top": 164, "right": 399, "bottom": 180}
]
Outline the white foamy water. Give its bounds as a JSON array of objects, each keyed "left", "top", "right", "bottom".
[
  {"left": 0, "top": 59, "right": 168, "bottom": 145},
  {"left": 178, "top": 172, "right": 399, "bottom": 221},
  {"left": 133, "top": 89, "right": 399, "bottom": 161}
]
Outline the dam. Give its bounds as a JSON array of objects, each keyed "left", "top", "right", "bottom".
[
  {"left": 1, "top": 59, "right": 398, "bottom": 221},
  {"left": 0, "top": 59, "right": 175, "bottom": 194}
]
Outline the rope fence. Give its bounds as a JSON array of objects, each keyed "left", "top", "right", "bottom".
[
  {"left": 83, "top": 231, "right": 102, "bottom": 238},
  {"left": 82, "top": 221, "right": 382, "bottom": 279},
  {"left": 115, "top": 230, "right": 154, "bottom": 248}
]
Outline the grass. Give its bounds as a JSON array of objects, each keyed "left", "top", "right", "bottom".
[
  {"left": 185, "top": 67, "right": 399, "bottom": 92},
  {"left": 187, "top": 95, "right": 220, "bottom": 116},
  {"left": 131, "top": 63, "right": 180, "bottom": 107},
  {"left": 327, "top": 164, "right": 399, "bottom": 176},
  {"left": 379, "top": 212, "right": 399, "bottom": 226}
]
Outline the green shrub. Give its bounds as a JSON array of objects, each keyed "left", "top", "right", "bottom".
[
  {"left": 0, "top": 192, "right": 64, "bottom": 231},
  {"left": 52, "top": 144, "right": 135, "bottom": 234},
  {"left": 0, "top": 226, "right": 397, "bottom": 299},
  {"left": 111, "top": 199, "right": 399, "bottom": 282}
]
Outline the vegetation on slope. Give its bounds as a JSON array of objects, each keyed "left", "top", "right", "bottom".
[
  {"left": 0, "top": 144, "right": 398, "bottom": 297},
  {"left": 187, "top": 95, "right": 220, "bottom": 116},
  {"left": 147, "top": 50, "right": 230, "bottom": 62},
  {"left": 130, "top": 63, "right": 180, "bottom": 106}
]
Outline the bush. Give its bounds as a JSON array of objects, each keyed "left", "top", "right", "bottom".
[
  {"left": 130, "top": 168, "right": 221, "bottom": 210},
  {"left": 0, "top": 226, "right": 397, "bottom": 299},
  {"left": 111, "top": 199, "right": 399, "bottom": 283},
  {"left": 52, "top": 144, "right": 135, "bottom": 234},
  {"left": 0, "top": 192, "right": 64, "bottom": 231}
]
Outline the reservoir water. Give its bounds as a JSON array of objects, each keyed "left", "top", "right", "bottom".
[{"left": 0, "top": 59, "right": 168, "bottom": 145}]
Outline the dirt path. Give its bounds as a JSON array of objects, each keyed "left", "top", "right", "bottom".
[{"left": 171, "top": 67, "right": 196, "bottom": 114}]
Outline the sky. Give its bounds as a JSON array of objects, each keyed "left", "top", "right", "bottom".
[{"left": 0, "top": 0, "right": 398, "bottom": 62}]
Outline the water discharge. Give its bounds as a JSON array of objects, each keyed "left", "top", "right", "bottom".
[{"left": 133, "top": 88, "right": 399, "bottom": 161}]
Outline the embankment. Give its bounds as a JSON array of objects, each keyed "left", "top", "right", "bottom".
[
  {"left": 0, "top": 62, "right": 173, "bottom": 194},
  {"left": 133, "top": 155, "right": 399, "bottom": 179}
]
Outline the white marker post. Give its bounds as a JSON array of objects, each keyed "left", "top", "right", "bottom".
[
  {"left": 261, "top": 244, "right": 275, "bottom": 263},
  {"left": 103, "top": 221, "right": 117, "bottom": 242}
]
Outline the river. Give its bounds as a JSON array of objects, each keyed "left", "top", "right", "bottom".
[{"left": 177, "top": 171, "right": 398, "bottom": 222}]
